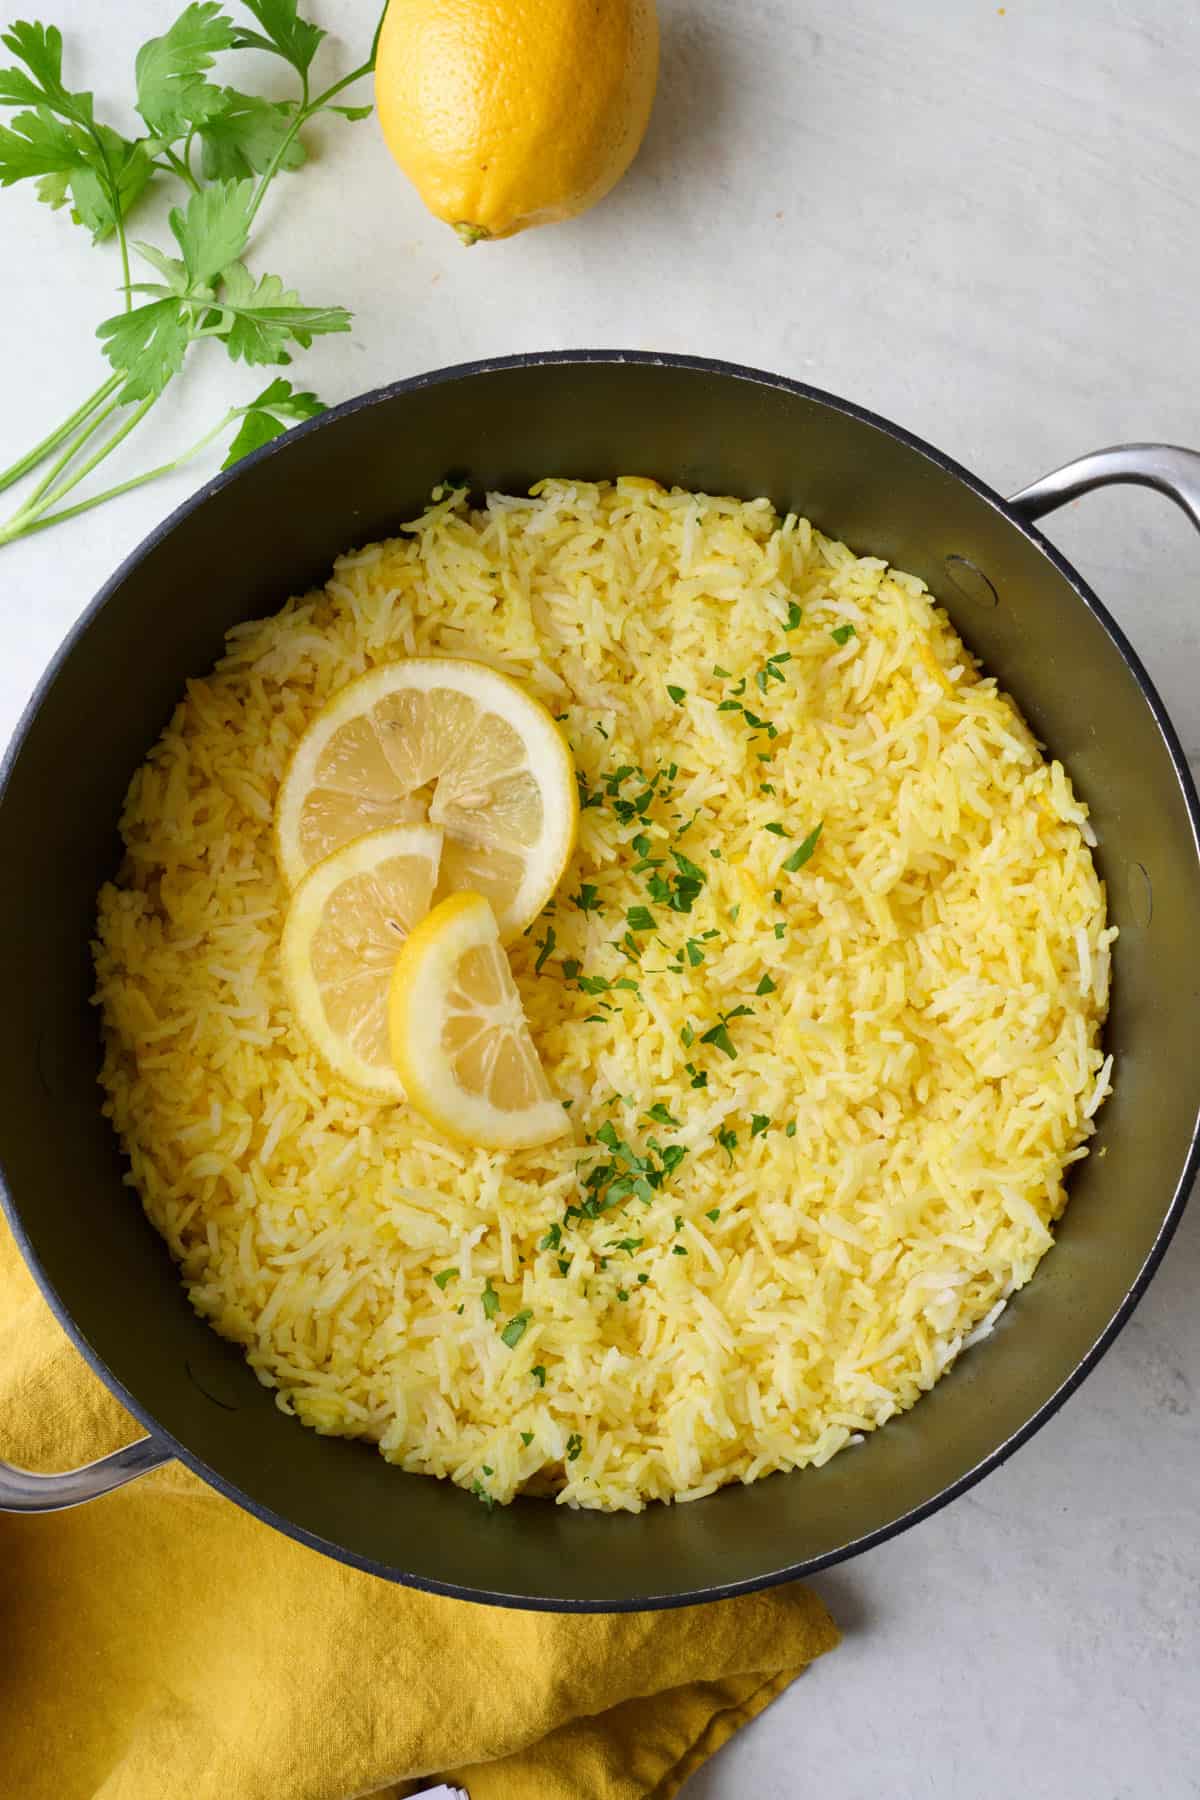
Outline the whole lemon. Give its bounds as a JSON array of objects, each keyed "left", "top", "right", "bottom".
[{"left": 374, "top": 0, "right": 659, "bottom": 243}]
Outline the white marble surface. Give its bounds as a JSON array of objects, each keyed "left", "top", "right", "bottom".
[{"left": 1, "top": 1, "right": 1197, "bottom": 1794}]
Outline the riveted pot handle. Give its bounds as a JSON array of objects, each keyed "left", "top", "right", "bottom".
[
  {"left": 1008, "top": 443, "right": 1200, "bottom": 533},
  {"left": 0, "top": 1434, "right": 171, "bottom": 1512}
]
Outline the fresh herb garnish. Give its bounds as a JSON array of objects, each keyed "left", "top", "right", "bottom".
[
  {"left": 481, "top": 1278, "right": 500, "bottom": 1320},
  {"left": 0, "top": 2, "right": 378, "bottom": 548},
  {"left": 520, "top": 1430, "right": 534, "bottom": 1446},
  {"left": 666, "top": 684, "right": 686, "bottom": 704},
  {"left": 565, "top": 1432, "right": 583, "bottom": 1462},
  {"left": 471, "top": 1477, "right": 494, "bottom": 1511},
  {"left": 782, "top": 822, "right": 823, "bottom": 872},
  {"left": 755, "top": 973, "right": 777, "bottom": 995},
  {"left": 646, "top": 1102, "right": 679, "bottom": 1126},
  {"left": 531, "top": 1365, "right": 547, "bottom": 1386},
  {"left": 717, "top": 1125, "right": 738, "bottom": 1162},
  {"left": 433, "top": 1267, "right": 458, "bottom": 1290},
  {"left": 500, "top": 1309, "right": 532, "bottom": 1349},
  {"left": 831, "top": 623, "right": 857, "bottom": 645},
  {"left": 626, "top": 905, "right": 656, "bottom": 933},
  {"left": 706, "top": 1207, "right": 720, "bottom": 1222},
  {"left": 750, "top": 1114, "right": 771, "bottom": 1137},
  {"left": 700, "top": 1021, "right": 737, "bottom": 1059},
  {"left": 533, "top": 924, "right": 557, "bottom": 973},
  {"left": 784, "top": 601, "right": 803, "bottom": 630}
]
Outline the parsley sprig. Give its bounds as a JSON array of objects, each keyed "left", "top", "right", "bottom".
[{"left": 0, "top": 2, "right": 381, "bottom": 546}]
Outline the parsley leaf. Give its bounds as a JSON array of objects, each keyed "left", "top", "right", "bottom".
[
  {"left": 566, "top": 1432, "right": 583, "bottom": 1462},
  {"left": 532, "top": 1365, "right": 547, "bottom": 1387},
  {"left": 96, "top": 298, "right": 190, "bottom": 401},
  {"left": 626, "top": 905, "right": 656, "bottom": 933},
  {"left": 231, "top": 0, "right": 326, "bottom": 75},
  {"left": 831, "top": 623, "right": 857, "bottom": 645},
  {"left": 533, "top": 925, "right": 557, "bottom": 974},
  {"left": 782, "top": 822, "right": 823, "bottom": 872},
  {"left": 221, "top": 376, "right": 322, "bottom": 467},
  {"left": 784, "top": 601, "right": 803, "bottom": 630},
  {"left": 433, "top": 1267, "right": 458, "bottom": 1289},
  {"left": 135, "top": 2, "right": 235, "bottom": 141},
  {"left": 755, "top": 973, "right": 777, "bottom": 995},
  {"left": 666, "top": 683, "right": 686, "bottom": 704},
  {"left": 706, "top": 1207, "right": 720, "bottom": 1221},
  {"left": 717, "top": 1125, "right": 738, "bottom": 1161},
  {"left": 214, "top": 258, "right": 350, "bottom": 362},
  {"left": 572, "top": 883, "right": 603, "bottom": 914},
  {"left": 196, "top": 88, "right": 305, "bottom": 180},
  {"left": 750, "top": 1114, "right": 771, "bottom": 1137},
  {"left": 169, "top": 175, "right": 253, "bottom": 284},
  {"left": 520, "top": 1430, "right": 534, "bottom": 1446},
  {"left": 481, "top": 1278, "right": 500, "bottom": 1320},
  {"left": 700, "top": 1021, "right": 736, "bottom": 1059},
  {"left": 500, "top": 1309, "right": 532, "bottom": 1349},
  {"left": 645, "top": 1102, "right": 679, "bottom": 1126}
]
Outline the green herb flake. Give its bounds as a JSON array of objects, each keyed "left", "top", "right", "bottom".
[
  {"left": 626, "top": 905, "right": 656, "bottom": 932},
  {"left": 763, "top": 821, "right": 789, "bottom": 837},
  {"left": 680, "top": 1023, "right": 695, "bottom": 1048},
  {"left": 566, "top": 1432, "right": 583, "bottom": 1463},
  {"left": 750, "top": 1113, "right": 771, "bottom": 1137},
  {"left": 433, "top": 1267, "right": 458, "bottom": 1290},
  {"left": 782, "top": 822, "right": 823, "bottom": 872},
  {"left": 713, "top": 664, "right": 732, "bottom": 679},
  {"left": 831, "top": 623, "right": 857, "bottom": 645},
  {"left": 616, "top": 1287, "right": 630, "bottom": 1302},
  {"left": 501, "top": 1309, "right": 532, "bottom": 1349},
  {"left": 700, "top": 1021, "right": 737, "bottom": 1059},
  {"left": 773, "top": 922, "right": 787, "bottom": 940},
  {"left": 755, "top": 973, "right": 777, "bottom": 995},
  {"left": 481, "top": 1279, "right": 500, "bottom": 1320},
  {"left": 666, "top": 683, "right": 686, "bottom": 704},
  {"left": 706, "top": 1207, "right": 721, "bottom": 1222},
  {"left": 671, "top": 1243, "right": 688, "bottom": 1256},
  {"left": 534, "top": 924, "right": 557, "bottom": 974},
  {"left": 572, "top": 883, "right": 603, "bottom": 914},
  {"left": 471, "top": 1478, "right": 495, "bottom": 1511},
  {"left": 717, "top": 1125, "right": 738, "bottom": 1162},
  {"left": 646, "top": 1102, "right": 679, "bottom": 1126},
  {"left": 784, "top": 602, "right": 803, "bottom": 630},
  {"left": 785, "top": 1121, "right": 797, "bottom": 1138},
  {"left": 532, "top": 1365, "right": 547, "bottom": 1386},
  {"left": 520, "top": 1430, "right": 534, "bottom": 1446}
]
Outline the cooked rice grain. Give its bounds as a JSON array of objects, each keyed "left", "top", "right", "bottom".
[{"left": 94, "top": 478, "right": 1114, "bottom": 1510}]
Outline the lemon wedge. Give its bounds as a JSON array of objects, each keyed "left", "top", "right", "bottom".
[
  {"left": 389, "top": 891, "right": 568, "bottom": 1150},
  {"left": 281, "top": 823, "right": 443, "bottom": 1097},
  {"left": 276, "top": 658, "right": 577, "bottom": 939}
]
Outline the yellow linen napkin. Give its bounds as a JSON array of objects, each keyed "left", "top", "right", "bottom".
[{"left": 0, "top": 1217, "right": 838, "bottom": 1799}]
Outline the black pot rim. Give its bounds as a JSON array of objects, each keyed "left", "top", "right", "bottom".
[{"left": 3, "top": 348, "right": 1198, "bottom": 1610}]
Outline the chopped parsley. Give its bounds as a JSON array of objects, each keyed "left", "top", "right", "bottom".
[
  {"left": 717, "top": 1126, "right": 738, "bottom": 1162},
  {"left": 566, "top": 1433, "right": 583, "bottom": 1462},
  {"left": 700, "top": 1021, "right": 737, "bottom": 1059},
  {"left": 784, "top": 601, "right": 803, "bottom": 630},
  {"left": 782, "top": 822, "right": 823, "bottom": 872},
  {"left": 831, "top": 623, "right": 857, "bottom": 645},
  {"left": 532, "top": 1365, "right": 547, "bottom": 1386},
  {"left": 471, "top": 1478, "right": 495, "bottom": 1511},
  {"left": 616, "top": 1287, "right": 630, "bottom": 1302},
  {"left": 763, "top": 821, "right": 789, "bottom": 837},
  {"left": 755, "top": 973, "right": 777, "bottom": 995},
  {"left": 666, "top": 684, "right": 686, "bottom": 704},
  {"left": 680, "top": 1023, "right": 695, "bottom": 1048},
  {"left": 481, "top": 1279, "right": 500, "bottom": 1320},
  {"left": 706, "top": 1207, "right": 721, "bottom": 1222},
  {"left": 672, "top": 1243, "right": 688, "bottom": 1255},
  {"left": 572, "top": 883, "right": 604, "bottom": 914},
  {"left": 750, "top": 1114, "right": 771, "bottom": 1137},
  {"left": 646, "top": 1102, "right": 679, "bottom": 1126},
  {"left": 433, "top": 1267, "right": 458, "bottom": 1290},
  {"left": 520, "top": 1430, "right": 534, "bottom": 1446},
  {"left": 500, "top": 1309, "right": 532, "bottom": 1349},
  {"left": 534, "top": 925, "right": 557, "bottom": 973},
  {"left": 785, "top": 1121, "right": 797, "bottom": 1138},
  {"left": 626, "top": 905, "right": 656, "bottom": 932}
]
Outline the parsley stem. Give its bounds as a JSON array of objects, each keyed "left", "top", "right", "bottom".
[
  {"left": 17, "top": 396, "right": 125, "bottom": 514},
  {"left": 243, "top": 48, "right": 381, "bottom": 235},
  {"left": 0, "top": 373, "right": 123, "bottom": 499},
  {"left": 0, "top": 404, "right": 240, "bottom": 544},
  {"left": 162, "top": 143, "right": 201, "bottom": 195}
]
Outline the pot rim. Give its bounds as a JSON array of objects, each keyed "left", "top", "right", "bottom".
[{"left": 3, "top": 349, "right": 1198, "bottom": 1609}]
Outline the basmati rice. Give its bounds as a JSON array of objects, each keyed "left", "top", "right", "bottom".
[{"left": 93, "top": 477, "right": 1115, "bottom": 1511}]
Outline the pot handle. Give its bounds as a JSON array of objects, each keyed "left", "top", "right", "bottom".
[
  {"left": 0, "top": 1434, "right": 171, "bottom": 1512},
  {"left": 1008, "top": 442, "right": 1200, "bottom": 531}
]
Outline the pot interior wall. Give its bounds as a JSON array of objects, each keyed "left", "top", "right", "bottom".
[{"left": 2, "top": 358, "right": 1197, "bottom": 1605}]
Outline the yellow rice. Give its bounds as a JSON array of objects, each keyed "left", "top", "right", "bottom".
[{"left": 93, "top": 478, "right": 1115, "bottom": 1512}]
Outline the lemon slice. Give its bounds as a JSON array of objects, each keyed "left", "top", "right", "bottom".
[
  {"left": 281, "top": 823, "right": 443, "bottom": 1097},
  {"left": 276, "top": 658, "right": 577, "bottom": 938},
  {"left": 389, "top": 891, "right": 568, "bottom": 1150}
]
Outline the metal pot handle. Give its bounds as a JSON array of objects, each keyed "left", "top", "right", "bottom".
[
  {"left": 1008, "top": 442, "right": 1200, "bottom": 531},
  {"left": 0, "top": 1434, "right": 171, "bottom": 1512}
]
